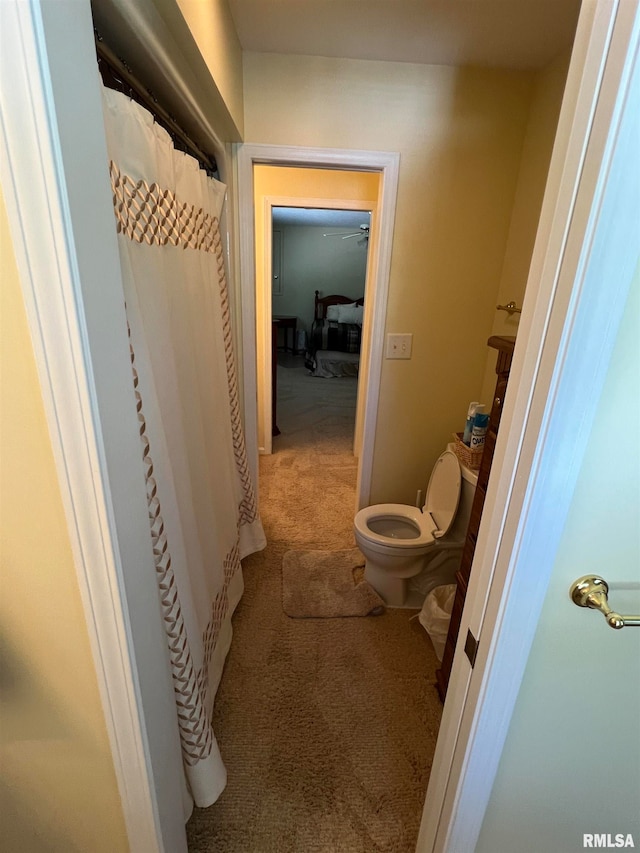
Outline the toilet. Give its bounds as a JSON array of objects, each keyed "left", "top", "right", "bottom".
[{"left": 354, "top": 445, "right": 478, "bottom": 607}]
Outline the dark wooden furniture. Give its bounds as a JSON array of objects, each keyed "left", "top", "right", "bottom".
[
  {"left": 435, "top": 335, "right": 515, "bottom": 701},
  {"left": 273, "top": 314, "right": 297, "bottom": 353}
]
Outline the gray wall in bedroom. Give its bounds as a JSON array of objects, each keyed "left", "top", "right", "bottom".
[{"left": 272, "top": 224, "right": 368, "bottom": 336}]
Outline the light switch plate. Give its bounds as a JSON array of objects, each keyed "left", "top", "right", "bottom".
[{"left": 386, "top": 333, "right": 413, "bottom": 359}]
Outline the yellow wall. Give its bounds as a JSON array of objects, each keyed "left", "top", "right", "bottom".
[
  {"left": 254, "top": 165, "right": 379, "bottom": 450},
  {"left": 0, "top": 189, "right": 128, "bottom": 851},
  {"left": 175, "top": 0, "right": 244, "bottom": 136},
  {"left": 245, "top": 54, "right": 533, "bottom": 502},
  {"left": 480, "top": 52, "right": 570, "bottom": 405}
]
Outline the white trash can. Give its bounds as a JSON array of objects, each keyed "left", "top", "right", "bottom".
[{"left": 418, "top": 584, "right": 456, "bottom": 661}]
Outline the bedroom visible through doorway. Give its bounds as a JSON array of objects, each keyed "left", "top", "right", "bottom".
[
  {"left": 270, "top": 207, "right": 371, "bottom": 455},
  {"left": 250, "top": 162, "right": 385, "bottom": 468}
]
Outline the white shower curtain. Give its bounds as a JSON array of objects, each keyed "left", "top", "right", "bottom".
[{"left": 101, "top": 88, "right": 265, "bottom": 808}]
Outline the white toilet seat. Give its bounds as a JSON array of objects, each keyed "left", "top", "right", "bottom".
[{"left": 354, "top": 503, "right": 437, "bottom": 552}]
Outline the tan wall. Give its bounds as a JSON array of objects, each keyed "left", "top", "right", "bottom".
[
  {"left": 480, "top": 52, "right": 570, "bottom": 405},
  {"left": 175, "top": 0, "right": 244, "bottom": 136},
  {"left": 0, "top": 189, "right": 128, "bottom": 852},
  {"left": 245, "top": 53, "right": 533, "bottom": 502}
]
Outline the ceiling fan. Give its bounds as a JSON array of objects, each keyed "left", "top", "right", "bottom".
[{"left": 323, "top": 224, "right": 370, "bottom": 244}]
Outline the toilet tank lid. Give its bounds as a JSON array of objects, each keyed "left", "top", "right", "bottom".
[{"left": 424, "top": 450, "right": 462, "bottom": 536}]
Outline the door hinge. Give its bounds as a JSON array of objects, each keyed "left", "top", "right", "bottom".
[{"left": 464, "top": 629, "right": 479, "bottom": 667}]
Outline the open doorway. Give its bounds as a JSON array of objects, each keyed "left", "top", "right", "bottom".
[
  {"left": 270, "top": 207, "right": 371, "bottom": 456},
  {"left": 251, "top": 164, "right": 383, "bottom": 465},
  {"left": 239, "top": 153, "right": 399, "bottom": 510}
]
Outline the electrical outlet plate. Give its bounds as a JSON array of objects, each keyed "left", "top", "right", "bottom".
[{"left": 386, "top": 333, "right": 413, "bottom": 359}]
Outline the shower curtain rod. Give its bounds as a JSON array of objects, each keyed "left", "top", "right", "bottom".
[{"left": 94, "top": 34, "right": 217, "bottom": 175}]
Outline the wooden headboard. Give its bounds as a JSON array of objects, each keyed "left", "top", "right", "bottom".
[{"left": 314, "top": 290, "right": 365, "bottom": 322}]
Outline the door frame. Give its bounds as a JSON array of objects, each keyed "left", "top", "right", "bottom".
[
  {"left": 236, "top": 144, "right": 400, "bottom": 508},
  {"left": 259, "top": 194, "right": 377, "bottom": 456},
  {"left": 418, "top": 0, "right": 639, "bottom": 849}
]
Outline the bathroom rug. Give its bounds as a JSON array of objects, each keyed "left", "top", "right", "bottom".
[{"left": 282, "top": 548, "right": 385, "bottom": 618}]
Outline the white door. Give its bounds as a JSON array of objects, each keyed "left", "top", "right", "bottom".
[
  {"left": 419, "top": 1, "right": 640, "bottom": 850},
  {"left": 476, "top": 227, "right": 640, "bottom": 849}
]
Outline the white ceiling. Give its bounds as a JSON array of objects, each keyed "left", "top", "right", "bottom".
[
  {"left": 228, "top": 0, "right": 581, "bottom": 70},
  {"left": 272, "top": 207, "right": 371, "bottom": 228}
]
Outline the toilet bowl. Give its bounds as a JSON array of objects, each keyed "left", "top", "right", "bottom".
[{"left": 354, "top": 447, "right": 477, "bottom": 607}]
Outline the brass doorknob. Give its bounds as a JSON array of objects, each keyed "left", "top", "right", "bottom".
[{"left": 570, "top": 575, "right": 640, "bottom": 629}]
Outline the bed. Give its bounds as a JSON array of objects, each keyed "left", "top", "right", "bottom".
[{"left": 305, "top": 290, "right": 364, "bottom": 378}]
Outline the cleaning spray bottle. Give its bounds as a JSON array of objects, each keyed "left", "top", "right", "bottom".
[
  {"left": 470, "top": 411, "right": 490, "bottom": 451},
  {"left": 463, "top": 402, "right": 484, "bottom": 446}
]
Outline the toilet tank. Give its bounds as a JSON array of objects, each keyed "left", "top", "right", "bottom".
[{"left": 445, "top": 443, "right": 478, "bottom": 541}]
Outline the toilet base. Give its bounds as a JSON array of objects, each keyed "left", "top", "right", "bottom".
[{"left": 364, "top": 561, "right": 416, "bottom": 607}]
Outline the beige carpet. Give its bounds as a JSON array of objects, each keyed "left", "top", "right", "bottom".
[
  {"left": 282, "top": 547, "right": 385, "bottom": 618},
  {"left": 187, "top": 360, "right": 442, "bottom": 852}
]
